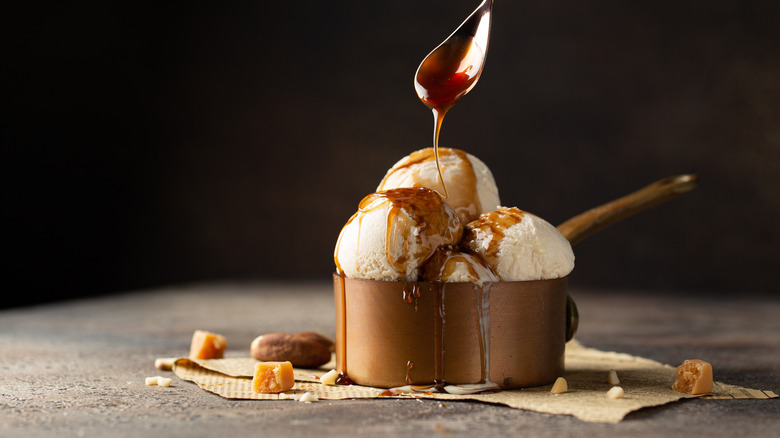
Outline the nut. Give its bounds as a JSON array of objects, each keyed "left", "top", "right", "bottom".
[
  {"left": 550, "top": 377, "right": 568, "bottom": 394},
  {"left": 298, "top": 392, "right": 319, "bottom": 403},
  {"left": 320, "top": 369, "right": 338, "bottom": 386},
  {"left": 606, "top": 386, "right": 624, "bottom": 399},
  {"left": 145, "top": 376, "right": 172, "bottom": 387},
  {"left": 250, "top": 332, "right": 332, "bottom": 368},
  {"left": 608, "top": 370, "right": 620, "bottom": 385}
]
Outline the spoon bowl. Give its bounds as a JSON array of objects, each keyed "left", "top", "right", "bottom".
[{"left": 414, "top": 0, "right": 494, "bottom": 113}]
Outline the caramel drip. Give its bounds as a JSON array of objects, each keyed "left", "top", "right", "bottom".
[
  {"left": 378, "top": 147, "right": 481, "bottom": 224},
  {"left": 462, "top": 207, "right": 526, "bottom": 271},
  {"left": 405, "top": 360, "right": 415, "bottom": 385},
  {"left": 349, "top": 187, "right": 461, "bottom": 275},
  {"left": 336, "top": 372, "right": 353, "bottom": 386},
  {"left": 402, "top": 282, "right": 421, "bottom": 312},
  {"left": 334, "top": 272, "right": 353, "bottom": 385},
  {"left": 416, "top": 29, "right": 487, "bottom": 209},
  {"left": 473, "top": 283, "right": 493, "bottom": 384},
  {"left": 432, "top": 110, "right": 448, "bottom": 200},
  {"left": 335, "top": 187, "right": 461, "bottom": 277},
  {"left": 375, "top": 188, "right": 460, "bottom": 273},
  {"left": 422, "top": 247, "right": 482, "bottom": 281},
  {"left": 434, "top": 284, "right": 446, "bottom": 385}
]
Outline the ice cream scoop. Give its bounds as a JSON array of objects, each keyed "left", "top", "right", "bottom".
[
  {"left": 421, "top": 247, "right": 498, "bottom": 285},
  {"left": 462, "top": 207, "right": 575, "bottom": 281},
  {"left": 377, "top": 147, "right": 500, "bottom": 224},
  {"left": 334, "top": 187, "right": 462, "bottom": 281}
]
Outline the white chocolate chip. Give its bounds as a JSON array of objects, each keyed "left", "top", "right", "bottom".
[
  {"left": 608, "top": 370, "right": 620, "bottom": 385},
  {"left": 298, "top": 392, "right": 319, "bottom": 403},
  {"left": 606, "top": 386, "right": 624, "bottom": 399},
  {"left": 550, "top": 377, "right": 568, "bottom": 394},
  {"left": 320, "top": 369, "right": 338, "bottom": 386},
  {"left": 146, "top": 376, "right": 173, "bottom": 387}
]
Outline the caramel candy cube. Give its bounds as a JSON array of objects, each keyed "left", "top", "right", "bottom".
[
  {"left": 253, "top": 361, "right": 295, "bottom": 393},
  {"left": 672, "top": 359, "right": 713, "bottom": 395},
  {"left": 189, "top": 330, "right": 227, "bottom": 359}
]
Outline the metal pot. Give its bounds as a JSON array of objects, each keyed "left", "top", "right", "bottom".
[{"left": 333, "top": 175, "right": 696, "bottom": 389}]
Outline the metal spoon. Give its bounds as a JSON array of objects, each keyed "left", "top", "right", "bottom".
[
  {"left": 414, "top": 0, "right": 494, "bottom": 113},
  {"left": 414, "top": 0, "right": 494, "bottom": 199}
]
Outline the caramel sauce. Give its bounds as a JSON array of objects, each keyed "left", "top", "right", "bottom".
[
  {"left": 462, "top": 207, "right": 526, "bottom": 272},
  {"left": 336, "top": 372, "right": 353, "bottom": 386},
  {"left": 433, "top": 284, "right": 446, "bottom": 385},
  {"left": 377, "top": 147, "right": 481, "bottom": 224},
  {"left": 334, "top": 187, "right": 462, "bottom": 277},
  {"left": 405, "top": 360, "right": 415, "bottom": 385},
  {"left": 415, "top": 34, "right": 486, "bottom": 114},
  {"left": 473, "top": 283, "right": 493, "bottom": 385},
  {"left": 402, "top": 282, "right": 421, "bottom": 311},
  {"left": 422, "top": 246, "right": 482, "bottom": 281},
  {"left": 334, "top": 272, "right": 352, "bottom": 385},
  {"left": 414, "top": 2, "right": 491, "bottom": 201}
]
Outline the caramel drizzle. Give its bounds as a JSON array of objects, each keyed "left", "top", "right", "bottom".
[
  {"left": 405, "top": 360, "right": 415, "bottom": 385},
  {"left": 334, "top": 272, "right": 353, "bottom": 385},
  {"left": 462, "top": 207, "right": 526, "bottom": 273},
  {"left": 377, "top": 147, "right": 481, "bottom": 224},
  {"left": 416, "top": 28, "right": 488, "bottom": 203},
  {"left": 434, "top": 284, "right": 446, "bottom": 385},
  {"left": 473, "top": 282, "right": 493, "bottom": 384},
  {"left": 334, "top": 187, "right": 462, "bottom": 278}
]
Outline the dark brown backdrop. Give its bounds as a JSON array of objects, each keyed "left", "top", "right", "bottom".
[{"left": 5, "top": 1, "right": 779, "bottom": 307}]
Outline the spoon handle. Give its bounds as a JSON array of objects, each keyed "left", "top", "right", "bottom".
[{"left": 556, "top": 174, "right": 698, "bottom": 245}]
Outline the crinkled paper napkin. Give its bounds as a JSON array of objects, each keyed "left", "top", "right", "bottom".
[{"left": 170, "top": 340, "right": 777, "bottom": 423}]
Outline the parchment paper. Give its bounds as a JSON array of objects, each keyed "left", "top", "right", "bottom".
[{"left": 169, "top": 340, "right": 777, "bottom": 423}]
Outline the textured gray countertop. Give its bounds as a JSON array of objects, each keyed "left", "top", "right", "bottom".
[{"left": 2, "top": 282, "right": 778, "bottom": 437}]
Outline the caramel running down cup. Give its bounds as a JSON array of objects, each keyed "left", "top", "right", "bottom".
[{"left": 333, "top": 274, "right": 575, "bottom": 389}]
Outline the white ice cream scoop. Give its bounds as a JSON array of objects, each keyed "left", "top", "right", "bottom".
[
  {"left": 421, "top": 247, "right": 499, "bottom": 285},
  {"left": 334, "top": 187, "right": 462, "bottom": 281},
  {"left": 462, "top": 207, "right": 575, "bottom": 281},
  {"left": 377, "top": 147, "right": 500, "bottom": 225}
]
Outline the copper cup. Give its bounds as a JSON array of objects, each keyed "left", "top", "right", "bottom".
[{"left": 333, "top": 274, "right": 574, "bottom": 389}]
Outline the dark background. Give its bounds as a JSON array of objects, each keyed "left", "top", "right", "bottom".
[{"left": 4, "top": 1, "right": 779, "bottom": 308}]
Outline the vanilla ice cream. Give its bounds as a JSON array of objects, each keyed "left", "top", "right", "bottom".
[
  {"left": 421, "top": 247, "right": 499, "bottom": 285},
  {"left": 377, "top": 148, "right": 500, "bottom": 224},
  {"left": 334, "top": 187, "right": 463, "bottom": 281},
  {"left": 462, "top": 207, "right": 574, "bottom": 281}
]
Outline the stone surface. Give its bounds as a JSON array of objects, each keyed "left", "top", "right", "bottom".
[{"left": 1, "top": 282, "right": 778, "bottom": 437}]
